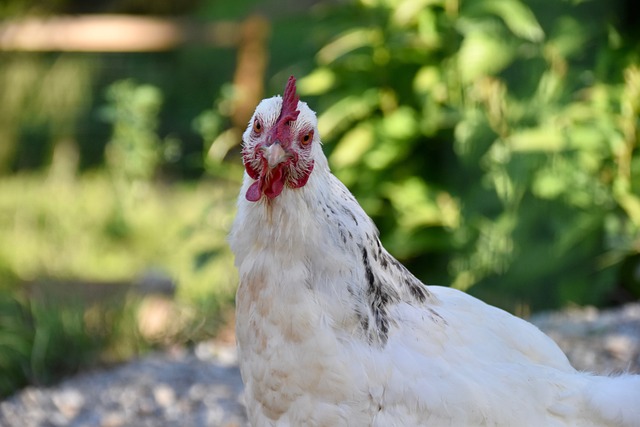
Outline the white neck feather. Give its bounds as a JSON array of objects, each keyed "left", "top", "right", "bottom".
[
  {"left": 230, "top": 155, "right": 435, "bottom": 346},
  {"left": 231, "top": 152, "right": 371, "bottom": 257}
]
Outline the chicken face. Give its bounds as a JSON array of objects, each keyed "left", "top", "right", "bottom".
[{"left": 242, "top": 76, "right": 316, "bottom": 202}]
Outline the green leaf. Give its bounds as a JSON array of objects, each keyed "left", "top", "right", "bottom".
[
  {"left": 298, "top": 68, "right": 337, "bottom": 96},
  {"left": 317, "top": 89, "right": 380, "bottom": 140},
  {"left": 330, "top": 122, "right": 375, "bottom": 168},
  {"left": 413, "top": 66, "right": 442, "bottom": 95},
  {"left": 391, "top": 0, "right": 444, "bottom": 27},
  {"left": 381, "top": 107, "right": 419, "bottom": 140},
  {"left": 482, "top": 0, "right": 545, "bottom": 42},
  {"left": 316, "top": 28, "right": 382, "bottom": 65},
  {"left": 383, "top": 177, "right": 448, "bottom": 229},
  {"left": 458, "top": 32, "right": 515, "bottom": 82},
  {"left": 506, "top": 127, "right": 565, "bottom": 152}
]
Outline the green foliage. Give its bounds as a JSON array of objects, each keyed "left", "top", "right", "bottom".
[
  {"left": 0, "top": 284, "right": 112, "bottom": 398},
  {"left": 294, "top": 0, "right": 640, "bottom": 311},
  {"left": 0, "top": 54, "right": 95, "bottom": 173},
  {"left": 0, "top": 171, "right": 239, "bottom": 397},
  {"left": 0, "top": 80, "right": 238, "bottom": 396},
  {"left": 24, "top": 298, "right": 103, "bottom": 387},
  {"left": 0, "top": 290, "right": 32, "bottom": 397},
  {"left": 102, "top": 80, "right": 163, "bottom": 184}
]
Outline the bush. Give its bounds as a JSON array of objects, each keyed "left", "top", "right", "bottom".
[{"left": 290, "top": 0, "right": 640, "bottom": 311}]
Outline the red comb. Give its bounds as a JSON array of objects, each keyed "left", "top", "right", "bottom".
[
  {"left": 270, "top": 76, "right": 300, "bottom": 145},
  {"left": 276, "top": 76, "right": 300, "bottom": 130}
]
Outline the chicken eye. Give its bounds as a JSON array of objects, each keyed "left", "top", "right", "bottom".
[
  {"left": 300, "top": 130, "right": 314, "bottom": 146},
  {"left": 252, "top": 119, "right": 263, "bottom": 134}
]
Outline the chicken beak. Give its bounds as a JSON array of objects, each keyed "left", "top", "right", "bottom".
[{"left": 262, "top": 142, "right": 289, "bottom": 169}]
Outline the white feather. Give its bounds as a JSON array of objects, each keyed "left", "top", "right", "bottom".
[{"left": 229, "top": 93, "right": 640, "bottom": 427}]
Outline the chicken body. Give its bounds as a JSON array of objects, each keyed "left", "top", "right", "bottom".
[{"left": 229, "top": 78, "right": 640, "bottom": 427}]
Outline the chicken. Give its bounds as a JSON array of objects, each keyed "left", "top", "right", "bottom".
[{"left": 229, "top": 76, "right": 640, "bottom": 427}]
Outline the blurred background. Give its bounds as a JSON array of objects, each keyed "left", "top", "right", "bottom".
[{"left": 0, "top": 0, "right": 638, "bottom": 398}]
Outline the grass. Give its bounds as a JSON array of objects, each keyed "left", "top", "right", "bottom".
[
  {"left": 0, "top": 171, "right": 239, "bottom": 298},
  {"left": 0, "top": 170, "right": 242, "bottom": 397}
]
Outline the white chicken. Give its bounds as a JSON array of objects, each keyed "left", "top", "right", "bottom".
[{"left": 229, "top": 76, "right": 640, "bottom": 427}]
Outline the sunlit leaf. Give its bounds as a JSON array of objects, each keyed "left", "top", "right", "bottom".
[
  {"left": 316, "top": 28, "right": 382, "bottom": 65},
  {"left": 458, "top": 32, "right": 515, "bottom": 82},
  {"left": 417, "top": 8, "right": 441, "bottom": 48},
  {"left": 297, "top": 68, "right": 337, "bottom": 96},
  {"left": 413, "top": 65, "right": 442, "bottom": 95},
  {"left": 383, "top": 177, "right": 449, "bottom": 229},
  {"left": 381, "top": 107, "right": 418, "bottom": 140},
  {"left": 506, "top": 128, "right": 565, "bottom": 152},
  {"left": 391, "top": 0, "right": 444, "bottom": 27},
  {"left": 365, "top": 140, "right": 403, "bottom": 170},
  {"left": 532, "top": 168, "right": 565, "bottom": 200},
  {"left": 317, "top": 89, "right": 379, "bottom": 140},
  {"left": 330, "top": 122, "right": 375, "bottom": 168},
  {"left": 478, "top": 0, "right": 545, "bottom": 42}
]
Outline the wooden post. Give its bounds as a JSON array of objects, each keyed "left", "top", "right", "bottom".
[{"left": 231, "top": 15, "right": 271, "bottom": 130}]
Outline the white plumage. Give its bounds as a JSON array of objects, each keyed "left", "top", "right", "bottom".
[{"left": 229, "top": 77, "right": 640, "bottom": 427}]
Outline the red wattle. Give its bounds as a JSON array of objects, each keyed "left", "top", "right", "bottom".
[
  {"left": 246, "top": 181, "right": 262, "bottom": 202},
  {"left": 243, "top": 155, "right": 261, "bottom": 180},
  {"left": 288, "top": 161, "right": 314, "bottom": 189},
  {"left": 245, "top": 166, "right": 286, "bottom": 202},
  {"left": 263, "top": 167, "right": 285, "bottom": 199}
]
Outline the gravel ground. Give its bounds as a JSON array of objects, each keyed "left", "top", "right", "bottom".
[
  {"left": 530, "top": 303, "right": 640, "bottom": 374},
  {"left": 1, "top": 303, "right": 639, "bottom": 427},
  {"left": 0, "top": 343, "right": 246, "bottom": 427}
]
